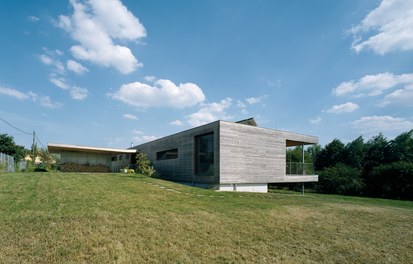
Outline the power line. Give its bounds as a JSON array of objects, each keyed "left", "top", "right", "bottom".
[
  {"left": 35, "top": 135, "right": 46, "bottom": 149},
  {"left": 0, "top": 116, "right": 32, "bottom": 136}
]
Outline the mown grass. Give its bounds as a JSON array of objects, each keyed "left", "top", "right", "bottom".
[{"left": 0, "top": 172, "right": 412, "bottom": 263}]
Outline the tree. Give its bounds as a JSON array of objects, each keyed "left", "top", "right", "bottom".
[
  {"left": 0, "top": 134, "right": 26, "bottom": 161},
  {"left": 390, "top": 130, "right": 413, "bottom": 163},
  {"left": 363, "top": 133, "right": 392, "bottom": 175},
  {"left": 342, "top": 136, "right": 365, "bottom": 169},
  {"left": 314, "top": 139, "right": 345, "bottom": 170}
]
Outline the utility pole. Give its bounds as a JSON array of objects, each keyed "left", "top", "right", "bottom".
[{"left": 32, "top": 131, "right": 36, "bottom": 162}]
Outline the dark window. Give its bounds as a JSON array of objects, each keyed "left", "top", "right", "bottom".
[
  {"left": 156, "top": 148, "right": 178, "bottom": 160},
  {"left": 195, "top": 132, "right": 214, "bottom": 175},
  {"left": 119, "top": 154, "right": 122, "bottom": 160},
  {"left": 111, "top": 156, "right": 117, "bottom": 161}
]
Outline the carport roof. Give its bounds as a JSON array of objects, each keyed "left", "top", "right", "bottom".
[{"left": 48, "top": 143, "right": 136, "bottom": 155}]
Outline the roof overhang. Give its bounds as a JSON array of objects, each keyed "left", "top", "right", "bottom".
[
  {"left": 48, "top": 143, "right": 136, "bottom": 155},
  {"left": 286, "top": 140, "right": 317, "bottom": 147}
]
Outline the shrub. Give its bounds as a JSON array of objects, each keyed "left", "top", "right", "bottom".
[
  {"left": 368, "top": 161, "right": 413, "bottom": 200},
  {"left": 316, "top": 163, "right": 364, "bottom": 195},
  {"left": 135, "top": 152, "right": 156, "bottom": 177}
]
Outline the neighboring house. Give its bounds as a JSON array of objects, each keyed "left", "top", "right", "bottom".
[
  {"left": 48, "top": 118, "right": 318, "bottom": 193},
  {"left": 47, "top": 144, "right": 136, "bottom": 172}
]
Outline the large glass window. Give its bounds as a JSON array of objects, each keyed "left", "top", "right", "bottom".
[
  {"left": 195, "top": 132, "right": 214, "bottom": 175},
  {"left": 156, "top": 149, "right": 178, "bottom": 160}
]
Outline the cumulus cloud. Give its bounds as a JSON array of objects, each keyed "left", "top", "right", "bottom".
[
  {"left": 58, "top": 0, "right": 146, "bottom": 74},
  {"left": 187, "top": 98, "right": 233, "bottom": 127},
  {"left": 351, "top": 0, "right": 413, "bottom": 54},
  {"left": 110, "top": 79, "right": 205, "bottom": 108},
  {"left": 327, "top": 102, "right": 359, "bottom": 114},
  {"left": 39, "top": 51, "right": 65, "bottom": 75},
  {"left": 170, "top": 120, "right": 183, "bottom": 126},
  {"left": 144, "top": 76, "right": 156, "bottom": 82},
  {"left": 49, "top": 76, "right": 69, "bottom": 90},
  {"left": 27, "top": 92, "right": 63, "bottom": 108},
  {"left": 67, "top": 60, "right": 89, "bottom": 74},
  {"left": 380, "top": 84, "right": 413, "bottom": 107},
  {"left": 0, "top": 86, "right": 29, "bottom": 100},
  {"left": 132, "top": 128, "right": 158, "bottom": 144},
  {"left": 0, "top": 86, "right": 62, "bottom": 108},
  {"left": 39, "top": 54, "right": 53, "bottom": 65},
  {"left": 70, "top": 86, "right": 89, "bottom": 100},
  {"left": 123, "top": 113, "right": 138, "bottom": 120},
  {"left": 245, "top": 95, "right": 267, "bottom": 105},
  {"left": 352, "top": 115, "right": 413, "bottom": 136},
  {"left": 310, "top": 117, "right": 322, "bottom": 124},
  {"left": 332, "top": 72, "right": 413, "bottom": 97},
  {"left": 28, "top": 15, "right": 40, "bottom": 22}
]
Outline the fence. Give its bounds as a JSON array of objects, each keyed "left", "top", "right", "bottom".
[
  {"left": 286, "top": 162, "right": 315, "bottom": 175},
  {"left": 0, "top": 152, "right": 27, "bottom": 172}
]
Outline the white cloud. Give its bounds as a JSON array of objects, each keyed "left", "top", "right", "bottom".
[
  {"left": 187, "top": 98, "right": 233, "bottom": 127},
  {"left": 310, "top": 117, "right": 322, "bottom": 124},
  {"left": 133, "top": 129, "right": 144, "bottom": 135},
  {"left": 110, "top": 79, "right": 205, "bottom": 108},
  {"left": 123, "top": 113, "right": 138, "bottom": 120},
  {"left": 236, "top": 100, "right": 246, "bottom": 108},
  {"left": 70, "top": 86, "right": 89, "bottom": 100},
  {"left": 28, "top": 92, "right": 63, "bottom": 109},
  {"left": 170, "top": 120, "right": 183, "bottom": 126},
  {"left": 351, "top": 0, "right": 413, "bottom": 54},
  {"left": 352, "top": 115, "right": 413, "bottom": 136},
  {"left": 39, "top": 54, "right": 53, "bottom": 65},
  {"left": 327, "top": 102, "right": 359, "bottom": 114},
  {"left": 0, "top": 86, "right": 29, "bottom": 100},
  {"left": 49, "top": 76, "right": 69, "bottom": 90},
  {"left": 133, "top": 135, "right": 158, "bottom": 144},
  {"left": 39, "top": 53, "right": 65, "bottom": 75},
  {"left": 332, "top": 72, "right": 413, "bottom": 97},
  {"left": 28, "top": 15, "right": 40, "bottom": 22},
  {"left": 58, "top": 0, "right": 146, "bottom": 74},
  {"left": 67, "top": 60, "right": 89, "bottom": 74},
  {"left": 245, "top": 95, "right": 268, "bottom": 105},
  {"left": 144, "top": 76, "right": 156, "bottom": 82},
  {"left": 380, "top": 84, "right": 413, "bottom": 107},
  {"left": 0, "top": 86, "right": 62, "bottom": 108}
]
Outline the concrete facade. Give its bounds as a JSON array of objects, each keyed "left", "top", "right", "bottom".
[{"left": 132, "top": 120, "right": 318, "bottom": 192}]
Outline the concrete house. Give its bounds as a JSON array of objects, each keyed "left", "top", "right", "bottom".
[
  {"left": 48, "top": 118, "right": 318, "bottom": 193},
  {"left": 131, "top": 118, "right": 318, "bottom": 193}
]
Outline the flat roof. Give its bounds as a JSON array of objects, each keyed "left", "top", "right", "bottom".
[{"left": 48, "top": 143, "right": 136, "bottom": 154}]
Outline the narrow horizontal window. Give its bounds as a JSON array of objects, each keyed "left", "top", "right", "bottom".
[{"left": 156, "top": 148, "right": 178, "bottom": 160}]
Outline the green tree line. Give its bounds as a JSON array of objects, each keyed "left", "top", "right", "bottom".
[{"left": 312, "top": 130, "right": 413, "bottom": 200}]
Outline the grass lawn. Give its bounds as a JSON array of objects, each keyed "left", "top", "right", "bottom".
[{"left": 0, "top": 172, "right": 412, "bottom": 263}]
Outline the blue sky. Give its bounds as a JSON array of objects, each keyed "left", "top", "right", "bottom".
[{"left": 1, "top": 0, "right": 412, "bottom": 149}]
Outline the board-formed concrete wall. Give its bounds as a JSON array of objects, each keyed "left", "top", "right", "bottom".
[
  {"left": 133, "top": 120, "right": 318, "bottom": 191},
  {"left": 219, "top": 121, "right": 318, "bottom": 184},
  {"left": 133, "top": 121, "right": 220, "bottom": 185}
]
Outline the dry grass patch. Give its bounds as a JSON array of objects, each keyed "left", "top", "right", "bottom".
[{"left": 0, "top": 172, "right": 412, "bottom": 263}]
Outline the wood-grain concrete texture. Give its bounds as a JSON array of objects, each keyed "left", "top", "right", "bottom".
[
  {"left": 133, "top": 120, "right": 318, "bottom": 186},
  {"left": 219, "top": 121, "right": 318, "bottom": 184},
  {"left": 133, "top": 121, "right": 220, "bottom": 185}
]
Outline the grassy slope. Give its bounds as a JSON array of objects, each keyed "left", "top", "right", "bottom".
[{"left": 0, "top": 172, "right": 412, "bottom": 263}]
